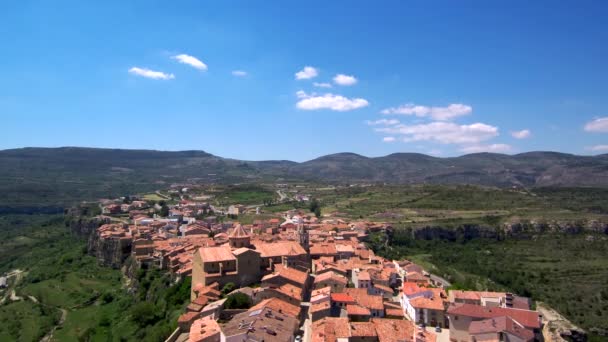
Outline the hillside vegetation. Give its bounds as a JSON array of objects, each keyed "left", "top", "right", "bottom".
[
  {"left": 2, "top": 147, "right": 608, "bottom": 208},
  {"left": 0, "top": 214, "right": 191, "bottom": 341}
]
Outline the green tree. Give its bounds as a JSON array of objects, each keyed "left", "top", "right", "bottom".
[
  {"left": 222, "top": 282, "right": 236, "bottom": 295},
  {"left": 224, "top": 293, "right": 251, "bottom": 309},
  {"left": 159, "top": 205, "right": 169, "bottom": 217},
  {"left": 130, "top": 302, "right": 158, "bottom": 327},
  {"left": 314, "top": 206, "right": 321, "bottom": 218}
]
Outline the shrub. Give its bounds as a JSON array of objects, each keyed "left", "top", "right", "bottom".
[{"left": 224, "top": 293, "right": 251, "bottom": 309}]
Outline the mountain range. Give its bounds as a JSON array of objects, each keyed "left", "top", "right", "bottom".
[{"left": 1, "top": 147, "right": 608, "bottom": 207}]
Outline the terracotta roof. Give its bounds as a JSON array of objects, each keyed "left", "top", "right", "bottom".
[
  {"left": 198, "top": 246, "right": 236, "bottom": 262},
  {"left": 270, "top": 283, "right": 303, "bottom": 301},
  {"left": 347, "top": 304, "right": 371, "bottom": 316},
  {"left": 372, "top": 318, "right": 416, "bottom": 342},
  {"left": 447, "top": 303, "right": 541, "bottom": 329},
  {"left": 410, "top": 295, "right": 445, "bottom": 311},
  {"left": 229, "top": 223, "right": 250, "bottom": 238},
  {"left": 469, "top": 316, "right": 535, "bottom": 341},
  {"left": 310, "top": 243, "right": 338, "bottom": 256},
  {"left": 221, "top": 306, "right": 299, "bottom": 342},
  {"left": 330, "top": 293, "right": 355, "bottom": 303},
  {"left": 177, "top": 311, "right": 199, "bottom": 323},
  {"left": 310, "top": 300, "right": 331, "bottom": 314},
  {"left": 250, "top": 298, "right": 301, "bottom": 318},
  {"left": 374, "top": 284, "right": 394, "bottom": 294},
  {"left": 189, "top": 318, "right": 221, "bottom": 342},
  {"left": 253, "top": 241, "right": 306, "bottom": 258},
  {"left": 349, "top": 322, "right": 377, "bottom": 337},
  {"left": 262, "top": 265, "right": 309, "bottom": 286},
  {"left": 314, "top": 271, "right": 347, "bottom": 285},
  {"left": 345, "top": 288, "right": 384, "bottom": 310},
  {"left": 357, "top": 270, "right": 371, "bottom": 281},
  {"left": 450, "top": 290, "right": 506, "bottom": 301},
  {"left": 312, "top": 318, "right": 350, "bottom": 342}
]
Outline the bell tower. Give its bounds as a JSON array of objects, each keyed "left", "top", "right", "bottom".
[{"left": 297, "top": 224, "right": 309, "bottom": 251}]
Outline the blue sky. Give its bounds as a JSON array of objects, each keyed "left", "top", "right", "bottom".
[{"left": 2, "top": 0, "right": 608, "bottom": 161}]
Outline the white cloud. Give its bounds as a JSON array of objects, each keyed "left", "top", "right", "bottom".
[
  {"left": 295, "top": 90, "right": 369, "bottom": 112},
  {"left": 295, "top": 66, "right": 318, "bottom": 80},
  {"left": 375, "top": 121, "right": 498, "bottom": 144},
  {"left": 383, "top": 137, "right": 396, "bottom": 143},
  {"left": 460, "top": 144, "right": 512, "bottom": 154},
  {"left": 172, "top": 54, "right": 208, "bottom": 71},
  {"left": 366, "top": 119, "right": 400, "bottom": 126},
  {"left": 511, "top": 129, "right": 531, "bottom": 139},
  {"left": 313, "top": 82, "right": 332, "bottom": 88},
  {"left": 333, "top": 74, "right": 357, "bottom": 86},
  {"left": 232, "top": 70, "right": 248, "bottom": 77},
  {"left": 586, "top": 145, "right": 608, "bottom": 152},
  {"left": 128, "top": 67, "right": 175, "bottom": 80},
  {"left": 381, "top": 103, "right": 472, "bottom": 121},
  {"left": 584, "top": 117, "right": 608, "bottom": 132}
]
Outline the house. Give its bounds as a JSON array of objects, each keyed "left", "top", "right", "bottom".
[
  {"left": 250, "top": 297, "right": 302, "bottom": 320},
  {"left": 189, "top": 317, "right": 221, "bottom": 342},
  {"left": 448, "top": 290, "right": 506, "bottom": 307},
  {"left": 310, "top": 300, "right": 332, "bottom": 322},
  {"left": 469, "top": 316, "right": 535, "bottom": 342},
  {"left": 353, "top": 269, "right": 372, "bottom": 289},
  {"left": 227, "top": 204, "right": 246, "bottom": 216},
  {"left": 191, "top": 246, "right": 261, "bottom": 298},
  {"left": 446, "top": 303, "right": 542, "bottom": 342},
  {"left": 261, "top": 264, "right": 311, "bottom": 296},
  {"left": 345, "top": 288, "right": 385, "bottom": 318},
  {"left": 314, "top": 271, "right": 348, "bottom": 292},
  {"left": 409, "top": 291, "right": 448, "bottom": 328},
  {"left": 102, "top": 204, "right": 121, "bottom": 215},
  {"left": 330, "top": 292, "right": 356, "bottom": 310},
  {"left": 252, "top": 241, "right": 308, "bottom": 272},
  {"left": 311, "top": 317, "right": 351, "bottom": 342},
  {"left": 220, "top": 304, "right": 299, "bottom": 342}
]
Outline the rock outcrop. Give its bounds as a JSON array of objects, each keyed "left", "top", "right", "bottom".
[
  {"left": 404, "top": 220, "right": 608, "bottom": 242},
  {"left": 87, "top": 229, "right": 132, "bottom": 269}
]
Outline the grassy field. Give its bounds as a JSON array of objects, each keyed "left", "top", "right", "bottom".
[
  {"left": 212, "top": 184, "right": 276, "bottom": 206},
  {"left": 298, "top": 184, "right": 608, "bottom": 225}
]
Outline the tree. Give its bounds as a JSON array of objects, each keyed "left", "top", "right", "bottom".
[
  {"left": 130, "top": 302, "right": 158, "bottom": 327},
  {"left": 314, "top": 206, "right": 321, "bottom": 218},
  {"left": 224, "top": 293, "right": 251, "bottom": 309},
  {"left": 309, "top": 199, "right": 320, "bottom": 213},
  {"left": 159, "top": 205, "right": 169, "bottom": 217},
  {"left": 221, "top": 282, "right": 236, "bottom": 295}
]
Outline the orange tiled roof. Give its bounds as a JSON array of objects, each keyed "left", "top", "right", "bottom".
[{"left": 197, "top": 246, "right": 236, "bottom": 263}]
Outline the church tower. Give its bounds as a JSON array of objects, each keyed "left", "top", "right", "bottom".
[
  {"left": 297, "top": 223, "right": 309, "bottom": 251},
  {"left": 228, "top": 223, "right": 251, "bottom": 249}
]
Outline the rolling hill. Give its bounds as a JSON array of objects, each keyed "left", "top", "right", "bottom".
[{"left": 1, "top": 147, "right": 608, "bottom": 207}]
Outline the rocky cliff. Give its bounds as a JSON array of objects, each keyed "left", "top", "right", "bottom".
[
  {"left": 87, "top": 230, "right": 132, "bottom": 269},
  {"left": 401, "top": 220, "right": 608, "bottom": 241},
  {"left": 66, "top": 209, "right": 131, "bottom": 269}
]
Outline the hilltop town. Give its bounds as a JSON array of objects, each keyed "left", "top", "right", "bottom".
[{"left": 81, "top": 184, "right": 554, "bottom": 342}]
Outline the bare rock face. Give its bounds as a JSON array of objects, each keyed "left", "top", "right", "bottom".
[
  {"left": 87, "top": 230, "right": 132, "bottom": 269},
  {"left": 69, "top": 216, "right": 110, "bottom": 238},
  {"left": 537, "top": 302, "right": 588, "bottom": 342},
  {"left": 406, "top": 220, "right": 608, "bottom": 242}
]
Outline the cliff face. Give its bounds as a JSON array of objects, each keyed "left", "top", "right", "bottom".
[
  {"left": 69, "top": 216, "right": 110, "bottom": 238},
  {"left": 66, "top": 210, "right": 131, "bottom": 269},
  {"left": 405, "top": 220, "right": 608, "bottom": 241},
  {"left": 87, "top": 231, "right": 132, "bottom": 269}
]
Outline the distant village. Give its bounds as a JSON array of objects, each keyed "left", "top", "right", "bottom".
[{"left": 91, "top": 186, "right": 545, "bottom": 342}]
